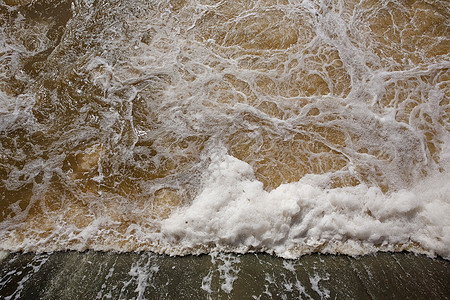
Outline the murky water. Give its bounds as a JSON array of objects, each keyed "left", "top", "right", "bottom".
[
  {"left": 0, "top": 251, "right": 449, "bottom": 299},
  {"left": 0, "top": 0, "right": 449, "bottom": 296}
]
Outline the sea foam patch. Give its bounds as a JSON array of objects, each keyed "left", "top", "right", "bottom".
[{"left": 162, "top": 148, "right": 450, "bottom": 259}]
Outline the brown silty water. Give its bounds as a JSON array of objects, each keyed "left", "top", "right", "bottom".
[{"left": 0, "top": 0, "right": 448, "bottom": 256}]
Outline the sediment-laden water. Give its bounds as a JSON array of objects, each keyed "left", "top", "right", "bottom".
[
  {"left": 0, "top": 251, "right": 449, "bottom": 299},
  {"left": 0, "top": 0, "right": 449, "bottom": 284}
]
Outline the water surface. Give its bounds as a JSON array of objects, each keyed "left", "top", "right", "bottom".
[{"left": 0, "top": 0, "right": 449, "bottom": 259}]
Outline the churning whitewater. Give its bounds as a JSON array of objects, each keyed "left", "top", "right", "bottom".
[
  {"left": 161, "top": 148, "right": 450, "bottom": 258},
  {"left": 0, "top": 0, "right": 449, "bottom": 259}
]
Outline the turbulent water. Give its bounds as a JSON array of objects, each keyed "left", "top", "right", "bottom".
[
  {"left": 0, "top": 0, "right": 449, "bottom": 259},
  {"left": 1, "top": 251, "right": 449, "bottom": 299}
]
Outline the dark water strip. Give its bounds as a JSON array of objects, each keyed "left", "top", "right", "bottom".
[{"left": 0, "top": 251, "right": 449, "bottom": 299}]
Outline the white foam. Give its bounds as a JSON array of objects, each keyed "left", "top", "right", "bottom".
[
  {"left": 200, "top": 271, "right": 213, "bottom": 294},
  {"left": 162, "top": 148, "right": 450, "bottom": 259},
  {"left": 309, "top": 273, "right": 330, "bottom": 299},
  {"left": 127, "top": 254, "right": 159, "bottom": 300},
  {"left": 281, "top": 260, "right": 312, "bottom": 298},
  {"left": 216, "top": 253, "right": 240, "bottom": 294}
]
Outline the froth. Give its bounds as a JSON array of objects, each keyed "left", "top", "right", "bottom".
[{"left": 162, "top": 148, "right": 450, "bottom": 259}]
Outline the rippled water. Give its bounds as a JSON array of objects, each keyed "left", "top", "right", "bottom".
[
  {"left": 0, "top": 0, "right": 449, "bottom": 259},
  {"left": 1, "top": 251, "right": 449, "bottom": 299}
]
